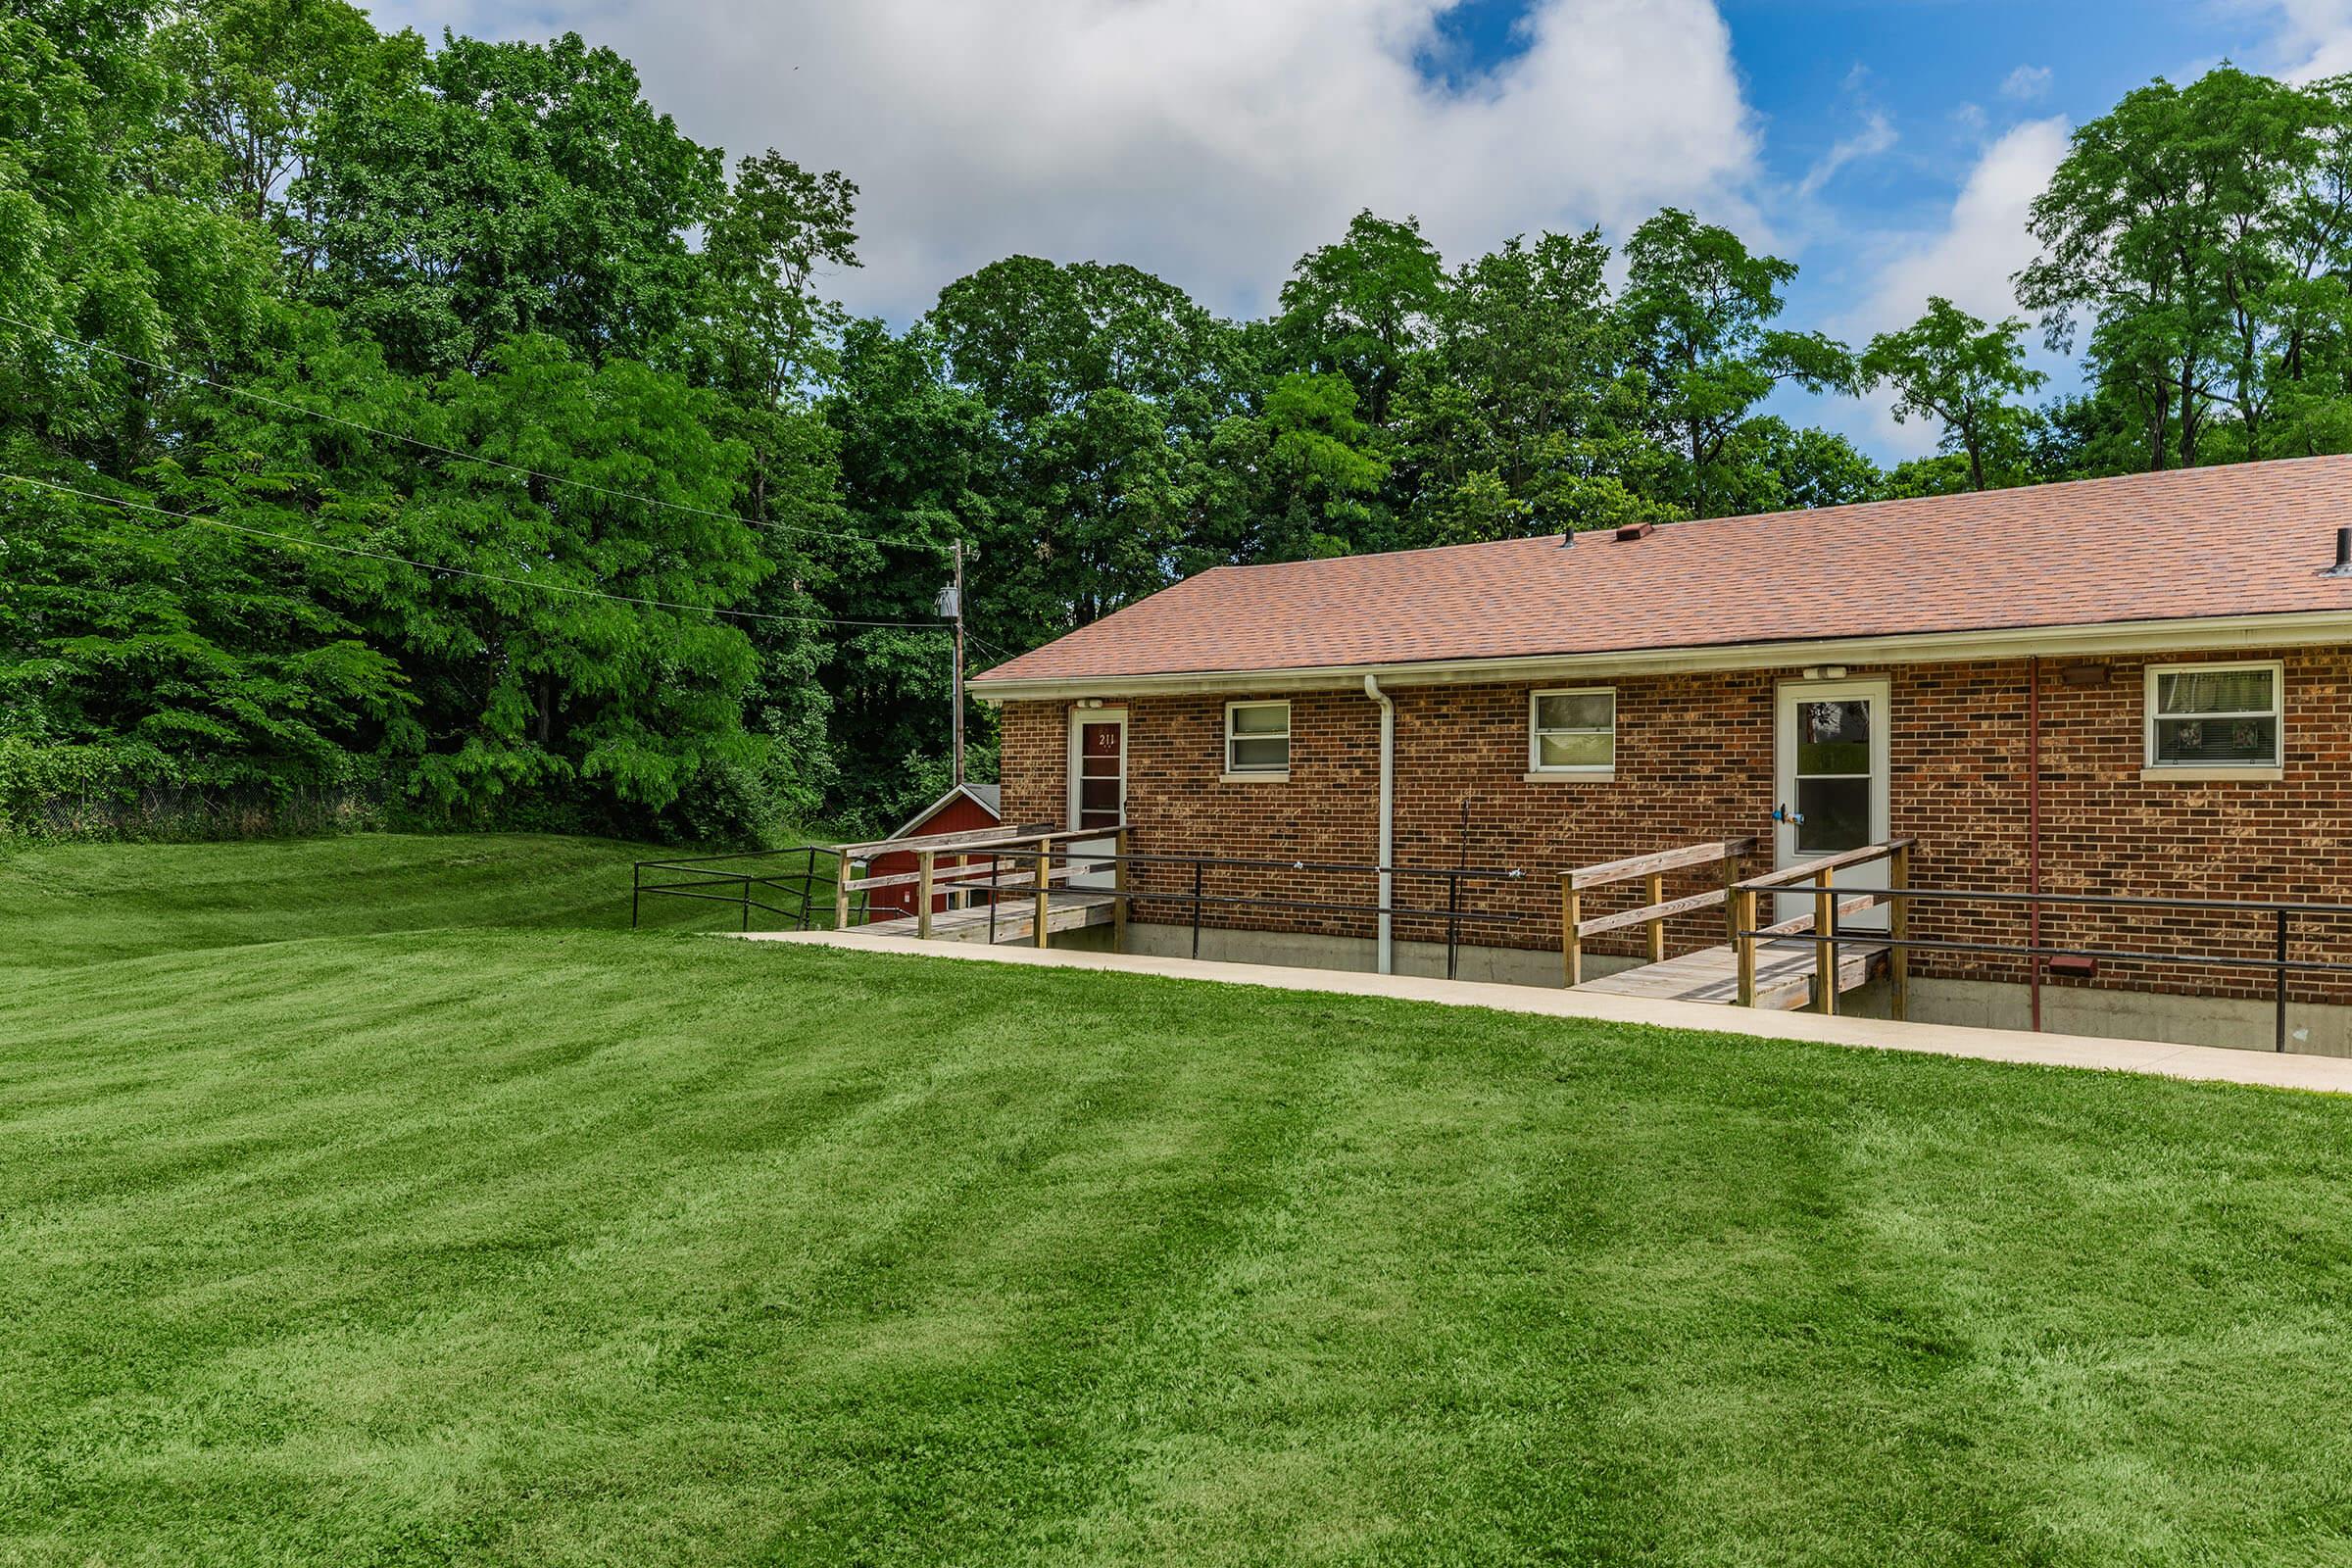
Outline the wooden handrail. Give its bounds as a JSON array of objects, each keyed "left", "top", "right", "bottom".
[
  {"left": 1737, "top": 839, "right": 1915, "bottom": 891},
  {"left": 1577, "top": 885, "right": 1729, "bottom": 938},
  {"left": 845, "top": 857, "right": 1078, "bottom": 894},
  {"left": 834, "top": 820, "right": 1053, "bottom": 858},
  {"left": 1564, "top": 836, "right": 1757, "bottom": 891},
  {"left": 1754, "top": 893, "right": 1880, "bottom": 939},
  {"left": 831, "top": 822, "right": 1124, "bottom": 929},
  {"left": 1561, "top": 836, "right": 1756, "bottom": 988}
]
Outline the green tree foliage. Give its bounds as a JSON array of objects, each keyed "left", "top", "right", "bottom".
[
  {"left": 153, "top": 0, "right": 389, "bottom": 240},
  {"left": 1861, "top": 298, "right": 2045, "bottom": 490},
  {"left": 1721, "top": 419, "right": 1885, "bottom": 513},
  {"left": 930, "top": 256, "right": 1249, "bottom": 637},
  {"left": 2018, "top": 65, "right": 2352, "bottom": 470},
  {"left": 1620, "top": 209, "right": 1856, "bottom": 517},
  {"left": 819, "top": 318, "right": 994, "bottom": 828},
  {"left": 1275, "top": 211, "right": 1446, "bottom": 430},
  {"left": 1396, "top": 229, "right": 1672, "bottom": 541},
  {"left": 299, "top": 31, "right": 721, "bottom": 376}
]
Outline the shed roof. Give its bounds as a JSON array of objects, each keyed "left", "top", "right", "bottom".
[
  {"left": 885, "top": 781, "right": 1003, "bottom": 841},
  {"left": 971, "top": 457, "right": 2352, "bottom": 688}
]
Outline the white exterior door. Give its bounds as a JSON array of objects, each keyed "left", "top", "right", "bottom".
[
  {"left": 1774, "top": 679, "right": 1890, "bottom": 930},
  {"left": 1065, "top": 709, "right": 1126, "bottom": 889}
]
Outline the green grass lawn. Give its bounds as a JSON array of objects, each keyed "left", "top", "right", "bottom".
[{"left": 7, "top": 834, "right": 2352, "bottom": 1565}]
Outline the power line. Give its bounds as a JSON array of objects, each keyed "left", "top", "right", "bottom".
[
  {"left": 0, "top": 472, "right": 952, "bottom": 633},
  {"left": 0, "top": 311, "right": 942, "bottom": 554},
  {"left": 964, "top": 628, "right": 1016, "bottom": 667}
]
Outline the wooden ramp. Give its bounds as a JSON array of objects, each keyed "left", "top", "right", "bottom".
[
  {"left": 860, "top": 890, "right": 1118, "bottom": 946},
  {"left": 1579, "top": 937, "right": 1889, "bottom": 1011}
]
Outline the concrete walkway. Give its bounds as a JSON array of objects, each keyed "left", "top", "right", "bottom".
[{"left": 743, "top": 928, "right": 2352, "bottom": 1096}]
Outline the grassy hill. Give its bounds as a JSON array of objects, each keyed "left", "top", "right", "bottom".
[{"left": 6, "top": 834, "right": 2352, "bottom": 1565}]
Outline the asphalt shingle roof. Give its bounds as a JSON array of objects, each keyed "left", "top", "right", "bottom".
[{"left": 971, "top": 457, "right": 2352, "bottom": 685}]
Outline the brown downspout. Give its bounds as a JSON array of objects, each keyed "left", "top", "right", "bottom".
[{"left": 2028, "top": 655, "right": 2042, "bottom": 1032}]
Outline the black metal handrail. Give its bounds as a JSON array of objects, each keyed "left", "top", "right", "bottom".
[
  {"left": 1740, "top": 878, "right": 2352, "bottom": 1053},
  {"left": 632, "top": 844, "right": 842, "bottom": 933},
  {"left": 967, "top": 842, "right": 1534, "bottom": 978}
]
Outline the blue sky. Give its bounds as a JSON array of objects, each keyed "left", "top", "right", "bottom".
[{"left": 370, "top": 0, "right": 2344, "bottom": 461}]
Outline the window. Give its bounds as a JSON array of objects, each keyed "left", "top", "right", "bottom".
[
  {"left": 1529, "top": 688, "right": 1615, "bottom": 775},
  {"left": 1225, "top": 700, "right": 1291, "bottom": 775},
  {"left": 2145, "top": 661, "right": 2281, "bottom": 770}
]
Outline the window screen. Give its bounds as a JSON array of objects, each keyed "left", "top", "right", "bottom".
[
  {"left": 1530, "top": 690, "right": 1614, "bottom": 772},
  {"left": 2149, "top": 665, "right": 2279, "bottom": 767},
  {"left": 1226, "top": 702, "right": 1290, "bottom": 773}
]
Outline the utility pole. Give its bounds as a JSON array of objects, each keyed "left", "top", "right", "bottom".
[{"left": 949, "top": 540, "right": 965, "bottom": 788}]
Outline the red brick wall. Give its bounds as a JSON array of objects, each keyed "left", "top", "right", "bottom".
[{"left": 994, "top": 643, "right": 2352, "bottom": 1001}]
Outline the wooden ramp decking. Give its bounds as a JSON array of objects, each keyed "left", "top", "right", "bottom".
[
  {"left": 1579, "top": 936, "right": 1890, "bottom": 1011},
  {"left": 860, "top": 889, "right": 1119, "bottom": 946}
]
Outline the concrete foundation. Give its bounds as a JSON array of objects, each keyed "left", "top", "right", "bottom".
[
  {"left": 1103, "top": 922, "right": 2350, "bottom": 1057},
  {"left": 1115, "top": 921, "right": 1643, "bottom": 989}
]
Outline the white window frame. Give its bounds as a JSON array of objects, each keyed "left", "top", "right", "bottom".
[
  {"left": 2142, "top": 659, "right": 2283, "bottom": 779},
  {"left": 1223, "top": 699, "right": 1291, "bottom": 780},
  {"left": 1527, "top": 687, "right": 1616, "bottom": 779}
]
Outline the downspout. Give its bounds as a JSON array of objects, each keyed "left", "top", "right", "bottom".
[
  {"left": 2028, "top": 655, "right": 2043, "bottom": 1032},
  {"left": 1364, "top": 674, "right": 1396, "bottom": 975}
]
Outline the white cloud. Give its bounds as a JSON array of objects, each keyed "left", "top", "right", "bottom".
[
  {"left": 2000, "top": 64, "right": 2052, "bottom": 101},
  {"left": 1830, "top": 117, "right": 2074, "bottom": 457},
  {"left": 1795, "top": 110, "right": 1896, "bottom": 200},
  {"left": 2229, "top": 0, "right": 2352, "bottom": 78},
  {"left": 368, "top": 0, "right": 1761, "bottom": 320}
]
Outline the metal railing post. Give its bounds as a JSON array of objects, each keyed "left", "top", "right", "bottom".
[
  {"left": 740, "top": 874, "right": 752, "bottom": 932},
  {"left": 1889, "top": 843, "right": 1910, "bottom": 1021},
  {"left": 1112, "top": 829, "right": 1129, "bottom": 954},
  {"left": 632, "top": 861, "right": 642, "bottom": 929},
  {"left": 1814, "top": 867, "right": 1838, "bottom": 1015},
  {"left": 1446, "top": 870, "right": 1462, "bottom": 981},
  {"left": 2277, "top": 907, "right": 2290, "bottom": 1053},
  {"left": 1191, "top": 858, "right": 1205, "bottom": 960}
]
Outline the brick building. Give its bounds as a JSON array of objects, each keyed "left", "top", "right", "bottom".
[{"left": 969, "top": 458, "right": 2352, "bottom": 1051}]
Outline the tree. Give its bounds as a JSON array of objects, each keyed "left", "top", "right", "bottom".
[
  {"left": 1392, "top": 228, "right": 1664, "bottom": 543},
  {"left": 819, "top": 318, "right": 993, "bottom": 830},
  {"left": 2018, "top": 66, "right": 2320, "bottom": 469},
  {"left": 1715, "top": 418, "right": 1883, "bottom": 514},
  {"left": 363, "top": 337, "right": 767, "bottom": 820},
  {"left": 153, "top": 0, "right": 389, "bottom": 241},
  {"left": 298, "top": 31, "right": 722, "bottom": 376},
  {"left": 1860, "top": 298, "right": 2046, "bottom": 489},
  {"left": 1275, "top": 211, "right": 1446, "bottom": 430},
  {"left": 1199, "top": 370, "right": 1388, "bottom": 561},
  {"left": 929, "top": 256, "right": 1248, "bottom": 638},
  {"left": 1620, "top": 208, "right": 1854, "bottom": 517}
]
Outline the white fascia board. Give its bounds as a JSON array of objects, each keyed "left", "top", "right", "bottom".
[{"left": 966, "top": 611, "right": 2352, "bottom": 705}]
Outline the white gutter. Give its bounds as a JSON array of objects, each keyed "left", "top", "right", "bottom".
[
  {"left": 1363, "top": 673, "right": 1395, "bottom": 976},
  {"left": 968, "top": 608, "right": 2352, "bottom": 705}
]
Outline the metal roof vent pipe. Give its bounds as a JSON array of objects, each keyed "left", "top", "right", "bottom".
[{"left": 2330, "top": 526, "right": 2352, "bottom": 576}]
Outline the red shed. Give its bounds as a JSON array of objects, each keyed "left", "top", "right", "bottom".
[{"left": 862, "top": 783, "right": 1005, "bottom": 920}]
